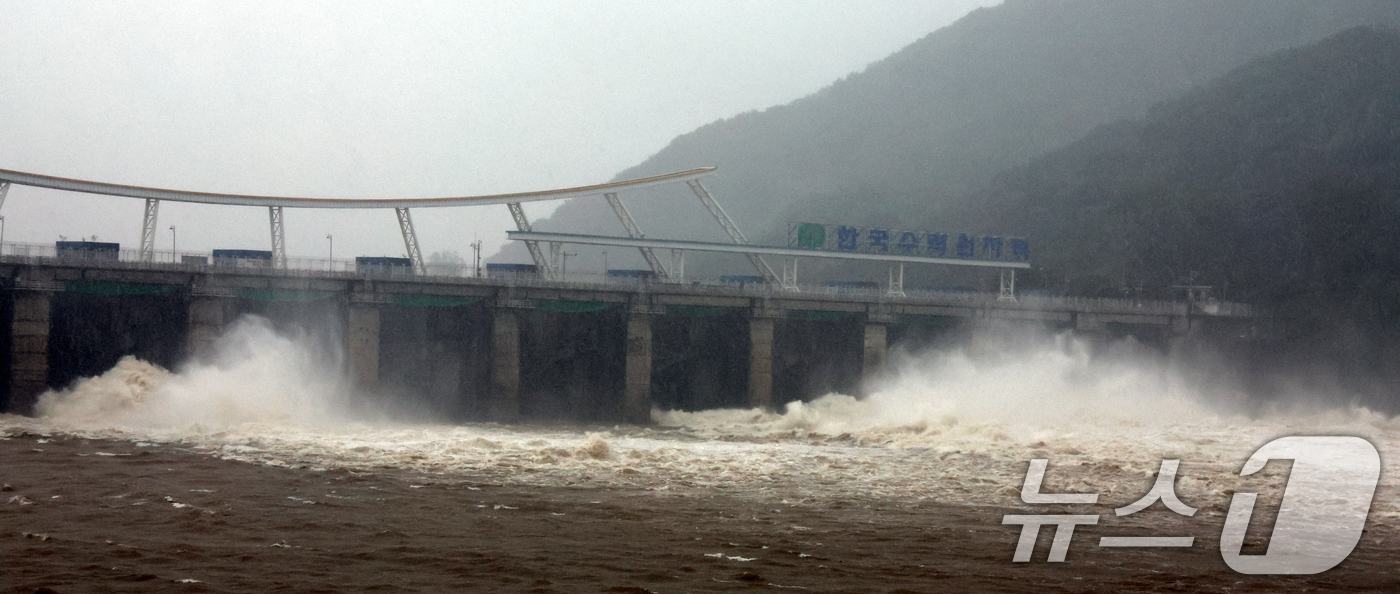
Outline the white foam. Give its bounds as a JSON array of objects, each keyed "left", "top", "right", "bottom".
[
  {"left": 34, "top": 356, "right": 171, "bottom": 424},
  {"left": 7, "top": 321, "right": 1398, "bottom": 518},
  {"left": 35, "top": 316, "right": 355, "bottom": 434}
]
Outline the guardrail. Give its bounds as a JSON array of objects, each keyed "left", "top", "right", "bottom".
[{"left": 0, "top": 241, "right": 1256, "bottom": 317}]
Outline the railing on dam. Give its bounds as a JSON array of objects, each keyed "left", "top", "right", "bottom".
[{"left": 0, "top": 241, "right": 1257, "bottom": 318}]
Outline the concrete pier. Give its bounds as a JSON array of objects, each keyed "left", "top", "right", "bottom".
[
  {"left": 9, "top": 292, "right": 51, "bottom": 414},
  {"left": 346, "top": 304, "right": 380, "bottom": 389},
  {"left": 187, "top": 298, "right": 225, "bottom": 360},
  {"left": 748, "top": 316, "right": 775, "bottom": 409},
  {"left": 624, "top": 314, "right": 652, "bottom": 424},
  {"left": 862, "top": 323, "right": 887, "bottom": 379},
  {"left": 488, "top": 309, "right": 521, "bottom": 421}
]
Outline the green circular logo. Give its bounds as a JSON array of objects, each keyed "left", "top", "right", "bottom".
[{"left": 796, "top": 223, "right": 826, "bottom": 249}]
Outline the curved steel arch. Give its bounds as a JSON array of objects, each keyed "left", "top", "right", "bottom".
[
  {"left": 0, "top": 165, "right": 773, "bottom": 285},
  {"left": 0, "top": 166, "right": 716, "bottom": 208}
]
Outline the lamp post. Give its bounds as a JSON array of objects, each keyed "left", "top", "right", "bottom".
[
  {"left": 1, "top": 215, "right": 6, "bottom": 256},
  {"left": 169, "top": 225, "right": 176, "bottom": 263},
  {"left": 470, "top": 239, "right": 483, "bottom": 278},
  {"left": 602, "top": 249, "right": 608, "bottom": 273},
  {"left": 326, "top": 234, "right": 333, "bottom": 271}
]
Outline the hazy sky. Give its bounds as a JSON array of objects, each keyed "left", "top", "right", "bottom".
[{"left": 0, "top": 0, "right": 1001, "bottom": 263}]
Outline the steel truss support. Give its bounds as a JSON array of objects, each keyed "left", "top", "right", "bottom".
[
  {"left": 507, "top": 202, "right": 557, "bottom": 280},
  {"left": 888, "top": 263, "right": 906, "bottom": 297},
  {"left": 268, "top": 206, "right": 287, "bottom": 269},
  {"left": 548, "top": 241, "right": 562, "bottom": 271},
  {"left": 0, "top": 181, "right": 7, "bottom": 251},
  {"left": 604, "top": 192, "right": 669, "bottom": 279},
  {"left": 394, "top": 207, "right": 427, "bottom": 276},
  {"left": 140, "top": 198, "right": 160, "bottom": 262},
  {"left": 782, "top": 258, "right": 799, "bottom": 291},
  {"left": 669, "top": 249, "right": 685, "bottom": 283},
  {"left": 999, "top": 269, "right": 1016, "bottom": 302},
  {"left": 0, "top": 181, "right": 8, "bottom": 252},
  {"left": 684, "top": 179, "right": 784, "bottom": 288}
]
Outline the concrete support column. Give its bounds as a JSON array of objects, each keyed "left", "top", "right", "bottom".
[
  {"left": 488, "top": 309, "right": 521, "bottom": 421},
  {"left": 10, "top": 293, "right": 52, "bottom": 414},
  {"left": 1075, "top": 313, "right": 1105, "bottom": 332},
  {"left": 346, "top": 304, "right": 380, "bottom": 389},
  {"left": 748, "top": 316, "right": 775, "bottom": 410},
  {"left": 624, "top": 315, "right": 652, "bottom": 424},
  {"left": 862, "top": 323, "right": 887, "bottom": 379},
  {"left": 187, "top": 298, "right": 225, "bottom": 360}
]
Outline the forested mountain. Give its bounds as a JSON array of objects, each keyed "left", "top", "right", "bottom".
[
  {"left": 965, "top": 26, "right": 1400, "bottom": 381},
  {"left": 492, "top": 0, "right": 1400, "bottom": 273}
]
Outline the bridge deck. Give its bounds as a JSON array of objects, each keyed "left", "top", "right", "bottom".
[{"left": 0, "top": 252, "right": 1259, "bottom": 324}]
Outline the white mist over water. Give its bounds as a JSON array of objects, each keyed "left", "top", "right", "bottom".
[
  {"left": 7, "top": 318, "right": 1400, "bottom": 516},
  {"left": 35, "top": 316, "right": 355, "bottom": 432},
  {"left": 660, "top": 330, "right": 1231, "bottom": 443}
]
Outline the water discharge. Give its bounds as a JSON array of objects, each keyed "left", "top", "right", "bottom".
[
  {"left": 7, "top": 315, "right": 1399, "bottom": 523},
  {"left": 35, "top": 316, "right": 355, "bottom": 432}
]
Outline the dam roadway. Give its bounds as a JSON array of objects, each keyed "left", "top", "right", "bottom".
[{"left": 0, "top": 254, "right": 1261, "bottom": 423}]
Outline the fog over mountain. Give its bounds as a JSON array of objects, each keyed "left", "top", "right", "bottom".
[
  {"left": 957, "top": 25, "right": 1400, "bottom": 400},
  {"left": 969, "top": 26, "right": 1400, "bottom": 297},
  {"left": 493, "top": 0, "right": 1400, "bottom": 277}
]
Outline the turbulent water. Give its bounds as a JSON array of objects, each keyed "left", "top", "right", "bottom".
[{"left": 6, "top": 315, "right": 1399, "bottom": 522}]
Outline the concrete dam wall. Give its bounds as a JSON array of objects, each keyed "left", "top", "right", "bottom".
[{"left": 0, "top": 260, "right": 1261, "bottom": 422}]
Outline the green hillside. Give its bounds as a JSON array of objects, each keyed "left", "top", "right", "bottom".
[
  {"left": 495, "top": 0, "right": 1400, "bottom": 273},
  {"left": 966, "top": 26, "right": 1400, "bottom": 392},
  {"left": 977, "top": 26, "right": 1400, "bottom": 301}
]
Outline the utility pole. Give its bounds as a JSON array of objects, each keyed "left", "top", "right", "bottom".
[
  {"left": 326, "top": 234, "right": 333, "bottom": 271},
  {"left": 170, "top": 225, "right": 176, "bottom": 263},
  {"left": 561, "top": 251, "right": 577, "bottom": 279},
  {"left": 471, "top": 239, "right": 483, "bottom": 278}
]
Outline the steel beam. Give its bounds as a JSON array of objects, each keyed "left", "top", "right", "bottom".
[
  {"left": 1000, "top": 269, "right": 1017, "bottom": 302},
  {"left": 604, "top": 192, "right": 669, "bottom": 279},
  {"left": 394, "top": 207, "right": 427, "bottom": 276},
  {"left": 140, "top": 198, "right": 160, "bottom": 262},
  {"left": 781, "top": 259, "right": 799, "bottom": 291},
  {"left": 507, "top": 202, "right": 557, "bottom": 280},
  {"left": 669, "top": 246, "right": 686, "bottom": 281},
  {"left": 0, "top": 181, "right": 10, "bottom": 210},
  {"left": 0, "top": 166, "right": 717, "bottom": 209},
  {"left": 268, "top": 206, "right": 287, "bottom": 269},
  {"left": 684, "top": 179, "right": 781, "bottom": 286},
  {"left": 507, "top": 231, "right": 1032, "bottom": 269},
  {"left": 889, "top": 263, "right": 906, "bottom": 297}
]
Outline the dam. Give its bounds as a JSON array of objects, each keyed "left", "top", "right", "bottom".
[
  {"left": 0, "top": 252, "right": 1260, "bottom": 423},
  {"left": 0, "top": 167, "right": 1261, "bottom": 422}
]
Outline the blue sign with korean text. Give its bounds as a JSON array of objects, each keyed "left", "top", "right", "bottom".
[{"left": 790, "top": 222, "right": 1029, "bottom": 263}]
